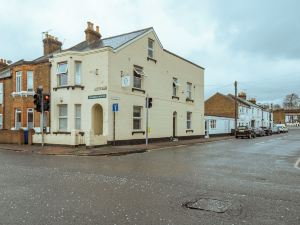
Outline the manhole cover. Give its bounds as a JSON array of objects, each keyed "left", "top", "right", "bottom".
[{"left": 184, "top": 198, "right": 232, "bottom": 213}]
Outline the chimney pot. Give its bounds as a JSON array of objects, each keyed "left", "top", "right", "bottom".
[
  {"left": 43, "top": 33, "right": 62, "bottom": 55},
  {"left": 85, "top": 21, "right": 101, "bottom": 43}
]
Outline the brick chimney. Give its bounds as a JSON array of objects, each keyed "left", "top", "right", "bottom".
[
  {"left": 0, "top": 59, "right": 8, "bottom": 70},
  {"left": 238, "top": 92, "right": 247, "bottom": 100},
  {"left": 248, "top": 98, "right": 257, "bottom": 104},
  {"left": 85, "top": 21, "right": 101, "bottom": 43},
  {"left": 43, "top": 34, "right": 62, "bottom": 55}
]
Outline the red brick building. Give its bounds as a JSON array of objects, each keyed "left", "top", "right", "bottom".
[{"left": 0, "top": 34, "right": 62, "bottom": 132}]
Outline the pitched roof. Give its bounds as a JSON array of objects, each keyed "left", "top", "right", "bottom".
[{"left": 67, "top": 27, "right": 153, "bottom": 52}]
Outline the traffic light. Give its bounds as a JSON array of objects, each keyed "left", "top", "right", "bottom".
[
  {"left": 43, "top": 94, "right": 50, "bottom": 111},
  {"left": 33, "top": 88, "right": 43, "bottom": 112},
  {"left": 146, "top": 97, "right": 153, "bottom": 108}
]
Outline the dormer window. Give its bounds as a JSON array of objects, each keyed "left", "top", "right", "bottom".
[
  {"left": 57, "top": 62, "right": 68, "bottom": 86},
  {"left": 148, "top": 38, "right": 154, "bottom": 58}
]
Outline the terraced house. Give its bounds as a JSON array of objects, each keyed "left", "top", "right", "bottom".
[
  {"left": 0, "top": 34, "right": 62, "bottom": 132},
  {"left": 33, "top": 22, "right": 205, "bottom": 146}
]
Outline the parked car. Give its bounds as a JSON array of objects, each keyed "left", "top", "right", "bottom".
[
  {"left": 271, "top": 126, "right": 280, "bottom": 134},
  {"left": 236, "top": 126, "right": 256, "bottom": 139},
  {"left": 253, "top": 127, "right": 266, "bottom": 137},
  {"left": 261, "top": 126, "right": 272, "bottom": 136},
  {"left": 276, "top": 124, "right": 289, "bottom": 133}
]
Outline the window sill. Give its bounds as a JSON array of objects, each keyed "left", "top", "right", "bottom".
[
  {"left": 147, "top": 57, "right": 157, "bottom": 64},
  {"left": 132, "top": 130, "right": 145, "bottom": 135},
  {"left": 172, "top": 96, "right": 179, "bottom": 100},
  {"left": 11, "top": 91, "right": 35, "bottom": 97},
  {"left": 132, "top": 87, "right": 146, "bottom": 94},
  {"left": 186, "top": 98, "right": 194, "bottom": 103},
  {"left": 53, "top": 131, "right": 71, "bottom": 135},
  {"left": 53, "top": 85, "right": 85, "bottom": 91},
  {"left": 186, "top": 129, "right": 194, "bottom": 133}
]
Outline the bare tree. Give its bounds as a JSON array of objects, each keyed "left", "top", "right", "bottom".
[
  {"left": 283, "top": 93, "right": 299, "bottom": 109},
  {"left": 272, "top": 104, "right": 282, "bottom": 110}
]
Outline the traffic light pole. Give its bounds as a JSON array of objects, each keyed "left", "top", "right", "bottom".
[
  {"left": 41, "top": 90, "right": 45, "bottom": 148},
  {"left": 146, "top": 94, "right": 149, "bottom": 147}
]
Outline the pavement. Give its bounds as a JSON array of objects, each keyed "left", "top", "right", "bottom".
[
  {"left": 0, "top": 130, "right": 299, "bottom": 225},
  {"left": 0, "top": 135, "right": 233, "bottom": 156}
]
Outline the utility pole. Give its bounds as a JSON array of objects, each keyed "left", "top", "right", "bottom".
[
  {"left": 146, "top": 94, "right": 149, "bottom": 147},
  {"left": 234, "top": 81, "right": 238, "bottom": 136}
]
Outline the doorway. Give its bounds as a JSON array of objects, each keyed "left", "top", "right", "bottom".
[
  {"left": 92, "top": 104, "right": 103, "bottom": 135},
  {"left": 173, "top": 112, "right": 177, "bottom": 137}
]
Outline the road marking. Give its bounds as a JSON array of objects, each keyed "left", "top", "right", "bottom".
[{"left": 294, "top": 158, "right": 300, "bottom": 169}]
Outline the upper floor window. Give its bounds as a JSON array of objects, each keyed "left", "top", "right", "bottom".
[
  {"left": 186, "top": 82, "right": 192, "bottom": 99},
  {"left": 27, "top": 71, "right": 33, "bottom": 92},
  {"left": 0, "top": 83, "right": 3, "bottom": 104},
  {"left": 173, "top": 78, "right": 179, "bottom": 96},
  {"left": 16, "top": 71, "right": 22, "bottom": 92},
  {"left": 148, "top": 38, "right": 154, "bottom": 58},
  {"left": 57, "top": 62, "right": 68, "bottom": 86},
  {"left": 75, "top": 61, "right": 81, "bottom": 85},
  {"left": 133, "top": 65, "right": 145, "bottom": 89}
]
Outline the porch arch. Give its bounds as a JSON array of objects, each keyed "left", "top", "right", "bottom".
[{"left": 92, "top": 104, "right": 103, "bottom": 135}]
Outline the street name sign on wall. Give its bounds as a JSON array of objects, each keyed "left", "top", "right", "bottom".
[{"left": 88, "top": 94, "right": 107, "bottom": 99}]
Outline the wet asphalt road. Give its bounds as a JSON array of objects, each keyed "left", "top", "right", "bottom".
[{"left": 0, "top": 129, "right": 299, "bottom": 225}]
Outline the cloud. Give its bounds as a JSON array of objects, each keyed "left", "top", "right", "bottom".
[{"left": 0, "top": 0, "right": 299, "bottom": 104}]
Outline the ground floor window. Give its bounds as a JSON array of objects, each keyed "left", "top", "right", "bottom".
[
  {"left": 58, "top": 104, "right": 68, "bottom": 131},
  {"left": 133, "top": 106, "right": 142, "bottom": 130},
  {"left": 27, "top": 108, "right": 34, "bottom": 129},
  {"left": 210, "top": 119, "right": 217, "bottom": 129},
  {"left": 15, "top": 109, "right": 22, "bottom": 129},
  {"left": 0, "top": 114, "right": 2, "bottom": 129},
  {"left": 75, "top": 104, "right": 81, "bottom": 130},
  {"left": 187, "top": 112, "right": 192, "bottom": 129}
]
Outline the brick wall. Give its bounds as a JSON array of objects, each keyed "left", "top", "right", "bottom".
[
  {"left": 9, "top": 62, "right": 50, "bottom": 129},
  {"left": 273, "top": 109, "right": 285, "bottom": 124},
  {"left": 0, "top": 129, "right": 24, "bottom": 144},
  {"left": 205, "top": 93, "right": 235, "bottom": 118},
  {"left": 0, "top": 78, "right": 13, "bottom": 129}
]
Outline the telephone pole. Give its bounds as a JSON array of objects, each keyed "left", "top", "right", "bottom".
[{"left": 234, "top": 81, "right": 238, "bottom": 136}]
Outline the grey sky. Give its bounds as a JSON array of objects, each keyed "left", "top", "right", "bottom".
[{"left": 0, "top": 0, "right": 299, "bottom": 104}]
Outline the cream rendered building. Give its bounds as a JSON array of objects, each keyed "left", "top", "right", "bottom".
[{"left": 33, "top": 23, "right": 205, "bottom": 146}]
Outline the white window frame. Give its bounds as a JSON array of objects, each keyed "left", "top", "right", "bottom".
[
  {"left": 187, "top": 112, "right": 192, "bottom": 129},
  {"left": 16, "top": 71, "right": 22, "bottom": 92},
  {"left": 0, "top": 83, "right": 3, "bottom": 104},
  {"left": 27, "top": 108, "right": 34, "bottom": 129},
  {"left": 133, "top": 66, "right": 145, "bottom": 89},
  {"left": 0, "top": 114, "right": 2, "bottom": 129},
  {"left": 15, "top": 108, "right": 22, "bottom": 129},
  {"left": 75, "top": 61, "right": 82, "bottom": 85},
  {"left": 57, "top": 62, "right": 68, "bottom": 87},
  {"left": 58, "top": 104, "right": 68, "bottom": 131},
  {"left": 148, "top": 38, "right": 154, "bottom": 58},
  {"left": 186, "top": 82, "right": 192, "bottom": 99},
  {"left": 133, "top": 106, "right": 143, "bottom": 130},
  {"left": 173, "top": 78, "right": 180, "bottom": 96},
  {"left": 75, "top": 104, "right": 81, "bottom": 130},
  {"left": 27, "top": 71, "right": 34, "bottom": 92}
]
